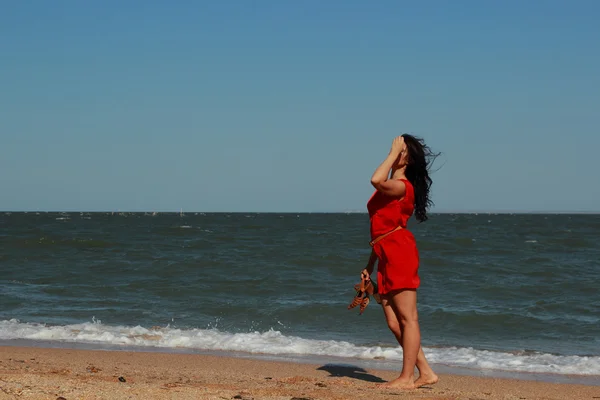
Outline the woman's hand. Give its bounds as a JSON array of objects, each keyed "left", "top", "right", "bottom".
[
  {"left": 390, "top": 136, "right": 405, "bottom": 156},
  {"left": 361, "top": 268, "right": 371, "bottom": 282}
]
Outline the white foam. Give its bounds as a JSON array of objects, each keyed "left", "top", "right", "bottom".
[{"left": 0, "top": 319, "right": 598, "bottom": 376}]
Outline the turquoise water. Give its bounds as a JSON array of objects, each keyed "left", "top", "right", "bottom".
[{"left": 1, "top": 212, "right": 599, "bottom": 377}]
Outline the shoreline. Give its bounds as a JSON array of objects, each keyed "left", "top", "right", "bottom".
[
  {"left": 2, "top": 339, "right": 600, "bottom": 387},
  {"left": 0, "top": 346, "right": 600, "bottom": 400},
  {"left": 1, "top": 346, "right": 599, "bottom": 400}
]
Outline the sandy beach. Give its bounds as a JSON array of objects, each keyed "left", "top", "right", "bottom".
[{"left": 0, "top": 346, "right": 598, "bottom": 400}]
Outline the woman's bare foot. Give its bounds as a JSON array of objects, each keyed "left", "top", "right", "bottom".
[
  {"left": 380, "top": 376, "right": 416, "bottom": 390},
  {"left": 414, "top": 371, "right": 439, "bottom": 388}
]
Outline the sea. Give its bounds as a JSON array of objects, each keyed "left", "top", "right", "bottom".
[{"left": 1, "top": 212, "right": 599, "bottom": 385}]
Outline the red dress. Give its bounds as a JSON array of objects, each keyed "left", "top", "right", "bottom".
[{"left": 367, "top": 179, "right": 420, "bottom": 294}]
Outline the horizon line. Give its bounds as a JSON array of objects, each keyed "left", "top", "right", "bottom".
[{"left": 2, "top": 210, "right": 600, "bottom": 215}]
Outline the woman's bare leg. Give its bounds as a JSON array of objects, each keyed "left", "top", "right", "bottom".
[
  {"left": 380, "top": 289, "right": 434, "bottom": 389},
  {"left": 380, "top": 297, "right": 437, "bottom": 387}
]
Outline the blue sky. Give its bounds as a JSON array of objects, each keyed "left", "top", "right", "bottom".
[{"left": 1, "top": 1, "right": 599, "bottom": 212}]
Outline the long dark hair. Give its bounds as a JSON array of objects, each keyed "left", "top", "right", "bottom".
[{"left": 402, "top": 134, "right": 439, "bottom": 223}]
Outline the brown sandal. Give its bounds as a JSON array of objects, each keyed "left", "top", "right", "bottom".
[{"left": 348, "top": 274, "right": 379, "bottom": 315}]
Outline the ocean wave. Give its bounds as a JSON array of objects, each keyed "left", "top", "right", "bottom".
[
  {"left": 0, "top": 319, "right": 598, "bottom": 376},
  {"left": 9, "top": 237, "right": 115, "bottom": 249}
]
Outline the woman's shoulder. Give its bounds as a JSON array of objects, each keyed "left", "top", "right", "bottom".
[
  {"left": 398, "top": 178, "right": 414, "bottom": 196},
  {"left": 397, "top": 177, "right": 412, "bottom": 187}
]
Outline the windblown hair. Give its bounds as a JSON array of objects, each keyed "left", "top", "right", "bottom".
[{"left": 402, "top": 134, "right": 439, "bottom": 223}]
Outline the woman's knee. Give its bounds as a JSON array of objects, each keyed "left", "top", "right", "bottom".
[
  {"left": 386, "top": 319, "right": 401, "bottom": 335},
  {"left": 398, "top": 309, "right": 419, "bottom": 327}
]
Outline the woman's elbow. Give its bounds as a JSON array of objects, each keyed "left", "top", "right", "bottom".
[{"left": 370, "top": 178, "right": 384, "bottom": 189}]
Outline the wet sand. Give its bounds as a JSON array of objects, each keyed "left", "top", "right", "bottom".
[{"left": 1, "top": 346, "right": 598, "bottom": 399}]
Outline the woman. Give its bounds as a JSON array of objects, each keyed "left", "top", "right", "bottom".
[{"left": 363, "top": 134, "right": 438, "bottom": 390}]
